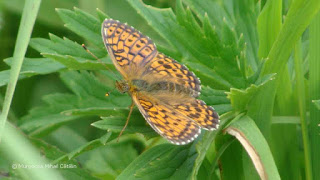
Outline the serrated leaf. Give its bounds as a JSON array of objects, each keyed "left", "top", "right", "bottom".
[
  {"left": 4, "top": 57, "right": 65, "bottom": 74},
  {"left": 0, "top": 57, "right": 65, "bottom": 87},
  {"left": 56, "top": 7, "right": 103, "bottom": 48},
  {"left": 183, "top": 0, "right": 259, "bottom": 71},
  {"left": 60, "top": 71, "right": 114, "bottom": 99},
  {"left": 42, "top": 53, "right": 109, "bottom": 70},
  {"left": 96, "top": 8, "right": 110, "bottom": 22},
  {"left": 128, "top": 0, "right": 247, "bottom": 89},
  {"left": 200, "top": 86, "right": 232, "bottom": 114},
  {"left": 20, "top": 71, "right": 126, "bottom": 136},
  {"left": 226, "top": 74, "right": 275, "bottom": 112},
  {"left": 117, "top": 143, "right": 198, "bottom": 180},
  {"left": 61, "top": 107, "right": 127, "bottom": 117},
  {"left": 92, "top": 109, "right": 157, "bottom": 139},
  {"left": 30, "top": 34, "right": 106, "bottom": 59}
]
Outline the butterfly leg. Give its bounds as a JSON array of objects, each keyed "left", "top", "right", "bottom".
[{"left": 117, "top": 100, "right": 135, "bottom": 142}]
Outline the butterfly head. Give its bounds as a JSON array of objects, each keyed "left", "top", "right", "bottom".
[{"left": 115, "top": 80, "right": 129, "bottom": 94}]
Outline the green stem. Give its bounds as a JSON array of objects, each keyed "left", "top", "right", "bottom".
[
  {"left": 0, "top": 94, "right": 18, "bottom": 123},
  {"left": 0, "top": 0, "right": 41, "bottom": 141},
  {"left": 294, "top": 39, "right": 312, "bottom": 180},
  {"left": 0, "top": 122, "right": 63, "bottom": 179},
  {"left": 309, "top": 11, "right": 320, "bottom": 180}
]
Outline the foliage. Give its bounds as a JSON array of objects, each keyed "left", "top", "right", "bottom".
[{"left": 0, "top": 0, "right": 319, "bottom": 179}]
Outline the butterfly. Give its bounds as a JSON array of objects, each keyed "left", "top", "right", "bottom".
[{"left": 101, "top": 19, "right": 220, "bottom": 145}]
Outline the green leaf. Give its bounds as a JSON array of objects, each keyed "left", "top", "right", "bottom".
[
  {"left": 294, "top": 39, "right": 312, "bottom": 180},
  {"left": 84, "top": 140, "right": 139, "bottom": 179},
  {"left": 19, "top": 93, "right": 83, "bottom": 135},
  {"left": 92, "top": 110, "right": 157, "bottom": 139},
  {"left": 309, "top": 11, "right": 320, "bottom": 180},
  {"left": 53, "top": 132, "right": 112, "bottom": 163},
  {"left": 0, "top": 57, "right": 65, "bottom": 87},
  {"left": 4, "top": 57, "right": 65, "bottom": 74},
  {"left": 261, "top": 0, "right": 320, "bottom": 76},
  {"left": 56, "top": 7, "right": 103, "bottom": 48},
  {"left": 199, "top": 86, "right": 232, "bottom": 114},
  {"left": 30, "top": 137, "right": 98, "bottom": 180},
  {"left": 233, "top": 0, "right": 260, "bottom": 71},
  {"left": 257, "top": 0, "right": 282, "bottom": 58},
  {"left": 0, "top": 70, "right": 28, "bottom": 87},
  {"left": 226, "top": 74, "right": 275, "bottom": 112},
  {"left": 30, "top": 34, "right": 106, "bottom": 59},
  {"left": 117, "top": 143, "right": 198, "bottom": 180},
  {"left": 29, "top": 34, "right": 112, "bottom": 71},
  {"left": 128, "top": 0, "right": 247, "bottom": 89},
  {"left": 96, "top": 8, "right": 110, "bottom": 22},
  {"left": 19, "top": 71, "right": 125, "bottom": 136},
  {"left": 226, "top": 115, "right": 280, "bottom": 180},
  {"left": 60, "top": 71, "right": 113, "bottom": 99},
  {"left": 191, "top": 111, "right": 236, "bottom": 179},
  {"left": 42, "top": 53, "right": 109, "bottom": 70},
  {"left": 92, "top": 119, "right": 152, "bottom": 143},
  {"left": 183, "top": 0, "right": 259, "bottom": 71}
]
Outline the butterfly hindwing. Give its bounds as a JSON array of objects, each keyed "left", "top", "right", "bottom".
[
  {"left": 169, "top": 99, "right": 220, "bottom": 130},
  {"left": 142, "top": 53, "right": 201, "bottom": 97},
  {"left": 132, "top": 93, "right": 201, "bottom": 145}
]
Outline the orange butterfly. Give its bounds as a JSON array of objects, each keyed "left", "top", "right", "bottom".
[{"left": 101, "top": 19, "right": 219, "bottom": 145}]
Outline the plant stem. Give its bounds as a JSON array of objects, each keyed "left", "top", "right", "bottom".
[
  {"left": 0, "top": 0, "right": 41, "bottom": 141},
  {"left": 294, "top": 39, "right": 312, "bottom": 180},
  {"left": 309, "top": 11, "right": 320, "bottom": 180}
]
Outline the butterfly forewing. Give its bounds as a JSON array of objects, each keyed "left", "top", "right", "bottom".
[{"left": 102, "top": 19, "right": 157, "bottom": 78}]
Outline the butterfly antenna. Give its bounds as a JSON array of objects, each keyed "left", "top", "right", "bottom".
[
  {"left": 81, "top": 44, "right": 121, "bottom": 80},
  {"left": 105, "top": 86, "right": 117, "bottom": 97}
]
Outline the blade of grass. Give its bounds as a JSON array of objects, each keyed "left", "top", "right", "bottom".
[
  {"left": 225, "top": 115, "right": 281, "bottom": 180},
  {"left": 258, "top": 7, "right": 299, "bottom": 179},
  {"left": 0, "top": 122, "right": 63, "bottom": 180},
  {"left": 257, "top": 0, "right": 282, "bottom": 59},
  {"left": 294, "top": 39, "right": 312, "bottom": 180},
  {"left": 254, "top": 0, "right": 319, "bottom": 139},
  {"left": 0, "top": 0, "right": 41, "bottom": 141},
  {"left": 309, "top": 11, "right": 320, "bottom": 180},
  {"left": 262, "top": 0, "right": 320, "bottom": 76},
  {"left": 256, "top": 1, "right": 319, "bottom": 178}
]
